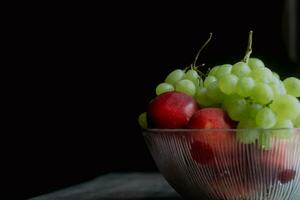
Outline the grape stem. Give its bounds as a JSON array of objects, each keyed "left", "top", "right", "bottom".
[
  {"left": 243, "top": 31, "right": 253, "bottom": 63},
  {"left": 193, "top": 32, "right": 212, "bottom": 67}
]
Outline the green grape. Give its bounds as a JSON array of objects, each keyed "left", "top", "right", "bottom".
[
  {"left": 255, "top": 107, "right": 276, "bottom": 128},
  {"left": 250, "top": 83, "right": 274, "bottom": 104},
  {"left": 175, "top": 79, "right": 196, "bottom": 96},
  {"left": 219, "top": 74, "right": 238, "bottom": 95},
  {"left": 274, "top": 119, "right": 293, "bottom": 128},
  {"left": 269, "top": 78, "right": 286, "bottom": 97},
  {"left": 258, "top": 130, "right": 272, "bottom": 150},
  {"left": 273, "top": 72, "right": 280, "bottom": 80},
  {"left": 165, "top": 69, "right": 185, "bottom": 85},
  {"left": 237, "top": 118, "right": 260, "bottom": 144},
  {"left": 294, "top": 115, "right": 300, "bottom": 127},
  {"left": 283, "top": 77, "right": 300, "bottom": 97},
  {"left": 184, "top": 69, "right": 202, "bottom": 88},
  {"left": 156, "top": 82, "right": 174, "bottom": 95},
  {"left": 138, "top": 112, "right": 148, "bottom": 129},
  {"left": 208, "top": 66, "right": 220, "bottom": 76},
  {"left": 248, "top": 103, "right": 263, "bottom": 119},
  {"left": 232, "top": 62, "right": 251, "bottom": 77},
  {"left": 223, "top": 94, "right": 247, "bottom": 121},
  {"left": 236, "top": 77, "right": 255, "bottom": 97},
  {"left": 270, "top": 94, "right": 300, "bottom": 120},
  {"left": 204, "top": 75, "right": 217, "bottom": 88},
  {"left": 272, "top": 119, "right": 293, "bottom": 138},
  {"left": 248, "top": 58, "right": 265, "bottom": 70},
  {"left": 206, "top": 81, "right": 224, "bottom": 104},
  {"left": 195, "top": 87, "right": 215, "bottom": 107},
  {"left": 251, "top": 67, "right": 273, "bottom": 83},
  {"left": 215, "top": 64, "right": 232, "bottom": 79}
]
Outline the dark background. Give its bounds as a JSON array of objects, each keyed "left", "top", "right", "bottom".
[{"left": 11, "top": 1, "right": 299, "bottom": 199}]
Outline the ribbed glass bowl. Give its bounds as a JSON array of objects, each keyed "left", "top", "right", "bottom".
[{"left": 143, "top": 128, "right": 300, "bottom": 200}]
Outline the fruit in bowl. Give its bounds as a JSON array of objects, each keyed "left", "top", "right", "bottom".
[{"left": 139, "top": 32, "right": 300, "bottom": 200}]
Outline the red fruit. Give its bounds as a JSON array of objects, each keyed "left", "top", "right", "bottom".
[
  {"left": 147, "top": 92, "right": 197, "bottom": 129},
  {"left": 186, "top": 108, "right": 236, "bottom": 129},
  {"left": 187, "top": 108, "right": 236, "bottom": 165},
  {"left": 259, "top": 147, "right": 286, "bottom": 169},
  {"left": 278, "top": 169, "right": 296, "bottom": 184},
  {"left": 190, "top": 140, "right": 214, "bottom": 164},
  {"left": 249, "top": 140, "right": 296, "bottom": 185},
  {"left": 189, "top": 131, "right": 236, "bottom": 165}
]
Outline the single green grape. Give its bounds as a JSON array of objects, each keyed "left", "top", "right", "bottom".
[
  {"left": 175, "top": 79, "right": 196, "bottom": 96},
  {"left": 204, "top": 75, "right": 217, "bottom": 88},
  {"left": 255, "top": 107, "right": 276, "bottom": 128},
  {"left": 270, "top": 94, "right": 300, "bottom": 120},
  {"left": 184, "top": 69, "right": 202, "bottom": 88},
  {"left": 223, "top": 94, "right": 247, "bottom": 121},
  {"left": 250, "top": 83, "right": 274, "bottom": 105},
  {"left": 269, "top": 78, "right": 286, "bottom": 97},
  {"left": 156, "top": 82, "right": 174, "bottom": 95},
  {"left": 294, "top": 115, "right": 300, "bottom": 127},
  {"left": 208, "top": 66, "right": 220, "bottom": 76},
  {"left": 272, "top": 119, "right": 293, "bottom": 138},
  {"left": 165, "top": 69, "right": 185, "bottom": 85},
  {"left": 236, "top": 77, "right": 255, "bottom": 97},
  {"left": 195, "top": 87, "right": 215, "bottom": 107},
  {"left": 206, "top": 81, "right": 224, "bottom": 104},
  {"left": 215, "top": 64, "right": 232, "bottom": 79},
  {"left": 237, "top": 118, "right": 260, "bottom": 144},
  {"left": 248, "top": 58, "right": 265, "bottom": 70},
  {"left": 232, "top": 62, "right": 251, "bottom": 77},
  {"left": 251, "top": 67, "right": 273, "bottom": 83},
  {"left": 248, "top": 103, "right": 263, "bottom": 119},
  {"left": 138, "top": 112, "right": 148, "bottom": 129},
  {"left": 258, "top": 130, "right": 272, "bottom": 150},
  {"left": 273, "top": 72, "right": 280, "bottom": 80},
  {"left": 283, "top": 77, "right": 300, "bottom": 97},
  {"left": 218, "top": 74, "right": 238, "bottom": 95}
]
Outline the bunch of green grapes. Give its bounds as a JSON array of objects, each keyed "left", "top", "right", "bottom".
[
  {"left": 202, "top": 57, "right": 300, "bottom": 148},
  {"left": 155, "top": 33, "right": 213, "bottom": 97},
  {"left": 154, "top": 31, "right": 300, "bottom": 149},
  {"left": 200, "top": 32, "right": 300, "bottom": 148},
  {"left": 155, "top": 67, "right": 203, "bottom": 97}
]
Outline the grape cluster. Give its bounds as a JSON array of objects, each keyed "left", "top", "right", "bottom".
[
  {"left": 143, "top": 32, "right": 300, "bottom": 149},
  {"left": 155, "top": 57, "right": 300, "bottom": 148},
  {"left": 156, "top": 68, "right": 203, "bottom": 97},
  {"left": 207, "top": 59, "right": 299, "bottom": 145}
]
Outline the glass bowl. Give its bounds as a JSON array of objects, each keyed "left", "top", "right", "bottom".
[{"left": 142, "top": 128, "right": 300, "bottom": 200}]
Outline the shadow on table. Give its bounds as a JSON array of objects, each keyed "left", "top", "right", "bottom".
[{"left": 96, "top": 198, "right": 182, "bottom": 200}]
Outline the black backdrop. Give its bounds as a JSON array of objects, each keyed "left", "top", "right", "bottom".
[{"left": 12, "top": 1, "right": 299, "bottom": 199}]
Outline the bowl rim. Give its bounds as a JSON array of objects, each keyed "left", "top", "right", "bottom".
[{"left": 142, "top": 128, "right": 300, "bottom": 135}]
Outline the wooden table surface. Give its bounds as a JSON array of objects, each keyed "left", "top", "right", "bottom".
[{"left": 30, "top": 172, "right": 182, "bottom": 200}]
